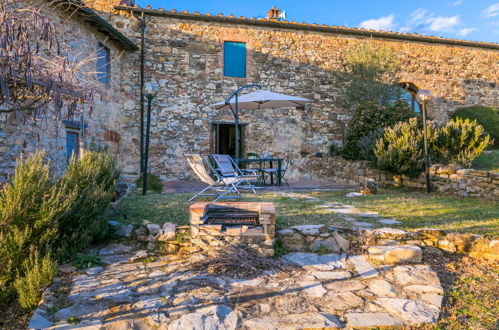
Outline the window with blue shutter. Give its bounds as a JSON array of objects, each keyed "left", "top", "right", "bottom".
[
  {"left": 97, "top": 43, "right": 111, "bottom": 85},
  {"left": 224, "top": 42, "right": 246, "bottom": 78},
  {"left": 66, "top": 131, "right": 80, "bottom": 163}
]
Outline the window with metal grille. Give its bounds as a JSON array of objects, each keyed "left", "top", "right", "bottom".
[
  {"left": 97, "top": 43, "right": 111, "bottom": 85},
  {"left": 224, "top": 42, "right": 246, "bottom": 78}
]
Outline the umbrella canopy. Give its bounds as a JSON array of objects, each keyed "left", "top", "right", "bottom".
[{"left": 213, "top": 89, "right": 312, "bottom": 110}]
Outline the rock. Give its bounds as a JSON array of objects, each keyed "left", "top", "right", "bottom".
[
  {"left": 84, "top": 266, "right": 104, "bottom": 276},
  {"left": 276, "top": 229, "right": 294, "bottom": 236},
  {"left": 101, "top": 254, "right": 133, "bottom": 265},
  {"left": 167, "top": 305, "right": 237, "bottom": 330},
  {"left": 116, "top": 224, "right": 134, "bottom": 238},
  {"left": 243, "top": 313, "right": 342, "bottom": 330},
  {"left": 352, "top": 221, "right": 374, "bottom": 228},
  {"left": 348, "top": 255, "right": 378, "bottom": 278},
  {"left": 346, "top": 192, "right": 363, "bottom": 197},
  {"left": 437, "top": 239, "right": 457, "bottom": 253},
  {"left": 156, "top": 224, "right": 177, "bottom": 241},
  {"left": 281, "top": 233, "right": 306, "bottom": 251},
  {"left": 375, "top": 298, "right": 440, "bottom": 325},
  {"left": 357, "top": 212, "right": 379, "bottom": 218},
  {"left": 146, "top": 223, "right": 161, "bottom": 235},
  {"left": 368, "top": 279, "right": 398, "bottom": 297},
  {"left": 298, "top": 281, "right": 327, "bottom": 297},
  {"left": 424, "top": 247, "right": 444, "bottom": 256},
  {"left": 282, "top": 253, "right": 345, "bottom": 270},
  {"left": 378, "top": 219, "right": 401, "bottom": 225},
  {"left": 404, "top": 284, "right": 444, "bottom": 295},
  {"left": 331, "top": 231, "right": 349, "bottom": 251},
  {"left": 322, "top": 291, "right": 364, "bottom": 310},
  {"left": 420, "top": 294, "right": 443, "bottom": 307},
  {"left": 311, "top": 238, "right": 340, "bottom": 253},
  {"left": 371, "top": 228, "right": 408, "bottom": 238},
  {"left": 392, "top": 265, "right": 440, "bottom": 286},
  {"left": 324, "top": 279, "right": 366, "bottom": 292},
  {"left": 230, "top": 278, "right": 264, "bottom": 288},
  {"left": 329, "top": 208, "right": 359, "bottom": 214},
  {"left": 129, "top": 250, "right": 151, "bottom": 262},
  {"left": 291, "top": 224, "right": 325, "bottom": 235},
  {"left": 311, "top": 271, "right": 351, "bottom": 281},
  {"left": 28, "top": 311, "right": 53, "bottom": 329},
  {"left": 345, "top": 312, "right": 402, "bottom": 328},
  {"left": 368, "top": 245, "right": 423, "bottom": 264},
  {"left": 99, "top": 243, "right": 133, "bottom": 255},
  {"left": 490, "top": 240, "right": 499, "bottom": 255}
]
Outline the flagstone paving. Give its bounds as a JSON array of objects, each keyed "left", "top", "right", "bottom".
[{"left": 29, "top": 242, "right": 444, "bottom": 330}]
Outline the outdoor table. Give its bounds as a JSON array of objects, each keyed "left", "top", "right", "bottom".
[{"left": 238, "top": 158, "right": 284, "bottom": 186}]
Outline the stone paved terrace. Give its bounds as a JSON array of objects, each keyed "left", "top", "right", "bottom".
[
  {"left": 29, "top": 242, "right": 444, "bottom": 329},
  {"left": 163, "top": 180, "right": 355, "bottom": 194}
]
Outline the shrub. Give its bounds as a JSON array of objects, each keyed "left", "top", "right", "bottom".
[
  {"left": 54, "top": 152, "right": 119, "bottom": 258},
  {"left": 342, "top": 101, "right": 414, "bottom": 160},
  {"left": 374, "top": 118, "right": 437, "bottom": 178},
  {"left": 135, "top": 173, "right": 163, "bottom": 193},
  {"left": 432, "top": 118, "right": 491, "bottom": 167},
  {"left": 14, "top": 251, "right": 57, "bottom": 309},
  {"left": 357, "top": 128, "right": 385, "bottom": 162},
  {"left": 0, "top": 151, "right": 118, "bottom": 307},
  {"left": 452, "top": 105, "right": 498, "bottom": 146}
]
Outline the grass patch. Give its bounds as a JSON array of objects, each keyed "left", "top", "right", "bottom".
[
  {"left": 472, "top": 148, "right": 499, "bottom": 172},
  {"left": 114, "top": 187, "right": 498, "bottom": 236}
]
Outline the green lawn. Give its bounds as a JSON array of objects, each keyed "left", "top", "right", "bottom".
[
  {"left": 113, "top": 187, "right": 498, "bottom": 236},
  {"left": 472, "top": 148, "right": 499, "bottom": 173}
]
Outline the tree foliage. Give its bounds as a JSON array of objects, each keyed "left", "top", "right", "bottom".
[{"left": 452, "top": 105, "right": 498, "bottom": 147}]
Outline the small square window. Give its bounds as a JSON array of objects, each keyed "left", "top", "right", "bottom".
[
  {"left": 97, "top": 43, "right": 111, "bottom": 85},
  {"left": 224, "top": 42, "right": 246, "bottom": 78}
]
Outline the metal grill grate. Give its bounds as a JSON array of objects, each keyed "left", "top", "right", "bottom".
[{"left": 201, "top": 205, "right": 259, "bottom": 226}]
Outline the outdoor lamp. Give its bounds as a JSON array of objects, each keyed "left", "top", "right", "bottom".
[
  {"left": 416, "top": 89, "right": 431, "bottom": 105},
  {"left": 416, "top": 89, "right": 432, "bottom": 193},
  {"left": 144, "top": 81, "right": 159, "bottom": 99},
  {"left": 142, "top": 81, "right": 158, "bottom": 195}
]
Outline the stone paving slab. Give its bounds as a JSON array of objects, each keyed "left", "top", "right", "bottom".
[{"left": 29, "top": 243, "right": 443, "bottom": 330}]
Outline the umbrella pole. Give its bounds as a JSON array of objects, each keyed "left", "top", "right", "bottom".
[{"left": 234, "top": 93, "right": 239, "bottom": 165}]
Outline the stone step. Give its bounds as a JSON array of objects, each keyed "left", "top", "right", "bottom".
[
  {"left": 348, "top": 255, "right": 378, "bottom": 278},
  {"left": 368, "top": 245, "right": 423, "bottom": 264}
]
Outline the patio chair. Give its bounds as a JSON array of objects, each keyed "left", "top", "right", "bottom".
[
  {"left": 262, "top": 156, "right": 291, "bottom": 186},
  {"left": 185, "top": 154, "right": 242, "bottom": 202},
  {"left": 210, "top": 154, "right": 261, "bottom": 194}
]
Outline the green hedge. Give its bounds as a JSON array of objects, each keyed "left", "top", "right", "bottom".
[
  {"left": 452, "top": 105, "right": 498, "bottom": 146},
  {"left": 0, "top": 151, "right": 119, "bottom": 308}
]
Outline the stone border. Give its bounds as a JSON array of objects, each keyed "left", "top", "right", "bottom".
[
  {"left": 277, "top": 225, "right": 499, "bottom": 260},
  {"left": 307, "top": 157, "right": 499, "bottom": 199}
]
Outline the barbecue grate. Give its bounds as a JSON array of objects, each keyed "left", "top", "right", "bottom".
[{"left": 201, "top": 205, "right": 259, "bottom": 226}]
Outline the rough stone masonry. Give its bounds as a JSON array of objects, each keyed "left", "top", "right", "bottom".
[{"left": 2, "top": 0, "right": 498, "bottom": 183}]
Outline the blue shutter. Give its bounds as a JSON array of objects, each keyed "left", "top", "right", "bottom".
[
  {"left": 66, "top": 132, "right": 79, "bottom": 163},
  {"left": 224, "top": 42, "right": 246, "bottom": 78}
]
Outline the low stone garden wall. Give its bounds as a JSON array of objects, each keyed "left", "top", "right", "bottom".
[
  {"left": 277, "top": 225, "right": 499, "bottom": 261},
  {"left": 307, "top": 156, "right": 499, "bottom": 199}
]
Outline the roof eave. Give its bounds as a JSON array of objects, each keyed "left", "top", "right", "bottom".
[{"left": 114, "top": 6, "right": 499, "bottom": 51}]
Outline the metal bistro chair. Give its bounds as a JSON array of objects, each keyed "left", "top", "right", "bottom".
[
  {"left": 185, "top": 154, "right": 242, "bottom": 202},
  {"left": 210, "top": 154, "right": 260, "bottom": 194},
  {"left": 262, "top": 156, "right": 291, "bottom": 186},
  {"left": 242, "top": 153, "right": 265, "bottom": 185}
]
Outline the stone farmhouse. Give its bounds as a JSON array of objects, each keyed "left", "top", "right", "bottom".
[{"left": 1, "top": 0, "right": 498, "bottom": 183}]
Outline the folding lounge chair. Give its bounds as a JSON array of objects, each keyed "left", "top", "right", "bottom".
[
  {"left": 185, "top": 154, "right": 242, "bottom": 202},
  {"left": 210, "top": 154, "right": 261, "bottom": 194}
]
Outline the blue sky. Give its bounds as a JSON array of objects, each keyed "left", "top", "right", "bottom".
[{"left": 136, "top": 0, "right": 499, "bottom": 43}]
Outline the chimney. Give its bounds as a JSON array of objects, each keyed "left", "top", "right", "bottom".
[{"left": 267, "top": 7, "right": 281, "bottom": 20}]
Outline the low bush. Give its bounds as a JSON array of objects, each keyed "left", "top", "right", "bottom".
[
  {"left": 374, "top": 118, "right": 432, "bottom": 177},
  {"left": 14, "top": 251, "right": 57, "bottom": 309},
  {"left": 0, "top": 150, "right": 118, "bottom": 308},
  {"left": 375, "top": 118, "right": 491, "bottom": 177},
  {"left": 432, "top": 118, "right": 491, "bottom": 167},
  {"left": 342, "top": 101, "right": 414, "bottom": 160},
  {"left": 136, "top": 173, "right": 163, "bottom": 193},
  {"left": 452, "top": 105, "right": 498, "bottom": 146},
  {"left": 357, "top": 128, "right": 385, "bottom": 162}
]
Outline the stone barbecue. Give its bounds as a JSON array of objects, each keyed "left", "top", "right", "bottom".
[{"left": 189, "top": 202, "right": 276, "bottom": 257}]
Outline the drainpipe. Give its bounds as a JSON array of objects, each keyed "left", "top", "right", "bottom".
[{"left": 139, "top": 12, "right": 146, "bottom": 174}]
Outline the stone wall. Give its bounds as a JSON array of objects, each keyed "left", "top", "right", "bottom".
[
  {"left": 0, "top": 3, "right": 135, "bottom": 183},
  {"left": 305, "top": 156, "right": 499, "bottom": 199},
  {"left": 102, "top": 8, "right": 498, "bottom": 181},
  {"left": 277, "top": 225, "right": 499, "bottom": 260}
]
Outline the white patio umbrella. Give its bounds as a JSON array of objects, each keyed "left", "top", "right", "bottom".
[{"left": 212, "top": 84, "right": 312, "bottom": 163}]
